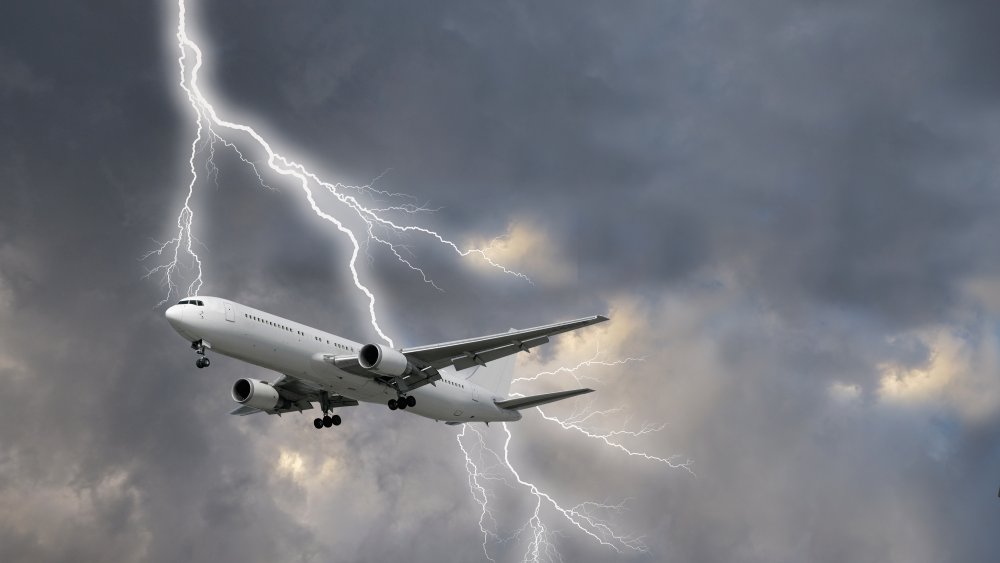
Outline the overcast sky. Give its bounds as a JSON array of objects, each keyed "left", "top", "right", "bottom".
[{"left": 2, "top": 1, "right": 999, "bottom": 561}]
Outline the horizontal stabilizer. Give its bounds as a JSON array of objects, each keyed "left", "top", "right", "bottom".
[{"left": 495, "top": 388, "right": 594, "bottom": 411}]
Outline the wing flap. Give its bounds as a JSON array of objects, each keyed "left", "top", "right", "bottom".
[
  {"left": 495, "top": 388, "right": 594, "bottom": 411},
  {"left": 451, "top": 336, "right": 549, "bottom": 371}
]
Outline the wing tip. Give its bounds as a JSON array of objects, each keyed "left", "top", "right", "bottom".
[{"left": 595, "top": 315, "right": 610, "bottom": 323}]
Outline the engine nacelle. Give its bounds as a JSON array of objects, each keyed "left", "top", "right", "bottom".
[
  {"left": 358, "top": 344, "right": 409, "bottom": 376},
  {"left": 231, "top": 378, "right": 281, "bottom": 410}
]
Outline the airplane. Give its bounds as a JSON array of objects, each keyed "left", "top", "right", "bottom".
[{"left": 164, "top": 296, "right": 607, "bottom": 429}]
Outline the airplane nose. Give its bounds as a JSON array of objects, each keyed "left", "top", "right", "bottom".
[
  {"left": 165, "top": 305, "right": 197, "bottom": 341},
  {"left": 165, "top": 305, "right": 184, "bottom": 326}
]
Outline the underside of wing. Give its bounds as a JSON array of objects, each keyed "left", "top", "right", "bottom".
[
  {"left": 229, "top": 402, "right": 315, "bottom": 416},
  {"left": 230, "top": 374, "right": 358, "bottom": 416},
  {"left": 316, "top": 352, "right": 444, "bottom": 394}
]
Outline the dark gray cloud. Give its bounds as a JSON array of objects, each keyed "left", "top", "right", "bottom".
[{"left": 2, "top": 0, "right": 999, "bottom": 562}]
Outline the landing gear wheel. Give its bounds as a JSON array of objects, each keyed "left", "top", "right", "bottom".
[
  {"left": 406, "top": 395, "right": 416, "bottom": 408},
  {"left": 397, "top": 397, "right": 407, "bottom": 410},
  {"left": 388, "top": 399, "right": 398, "bottom": 411},
  {"left": 331, "top": 414, "right": 341, "bottom": 426},
  {"left": 313, "top": 418, "right": 323, "bottom": 429},
  {"left": 195, "top": 357, "right": 208, "bottom": 369},
  {"left": 202, "top": 357, "right": 210, "bottom": 367},
  {"left": 323, "top": 415, "right": 334, "bottom": 428}
]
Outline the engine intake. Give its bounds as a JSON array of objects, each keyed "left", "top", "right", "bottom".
[
  {"left": 231, "top": 378, "right": 281, "bottom": 410},
  {"left": 358, "top": 344, "right": 409, "bottom": 377}
]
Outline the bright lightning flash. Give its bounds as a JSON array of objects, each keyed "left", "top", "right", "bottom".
[
  {"left": 148, "top": 1, "right": 691, "bottom": 560},
  {"left": 459, "top": 355, "right": 692, "bottom": 561}
]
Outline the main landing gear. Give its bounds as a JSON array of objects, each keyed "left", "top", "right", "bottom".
[
  {"left": 312, "top": 414, "right": 342, "bottom": 429},
  {"left": 312, "top": 391, "right": 342, "bottom": 430},
  {"left": 192, "top": 340, "right": 211, "bottom": 369},
  {"left": 387, "top": 395, "right": 417, "bottom": 411}
]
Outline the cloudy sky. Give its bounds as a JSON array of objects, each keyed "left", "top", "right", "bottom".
[{"left": 2, "top": 0, "right": 999, "bottom": 561}]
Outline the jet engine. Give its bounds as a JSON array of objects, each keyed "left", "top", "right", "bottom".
[
  {"left": 231, "top": 378, "right": 281, "bottom": 410},
  {"left": 358, "top": 344, "right": 409, "bottom": 376}
]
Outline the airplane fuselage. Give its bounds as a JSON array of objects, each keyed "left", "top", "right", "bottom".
[{"left": 165, "top": 296, "right": 521, "bottom": 424}]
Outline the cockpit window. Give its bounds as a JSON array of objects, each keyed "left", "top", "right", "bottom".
[{"left": 177, "top": 299, "right": 204, "bottom": 306}]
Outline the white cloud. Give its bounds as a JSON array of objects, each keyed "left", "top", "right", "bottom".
[
  {"left": 877, "top": 327, "right": 1000, "bottom": 424},
  {"left": 468, "top": 221, "right": 577, "bottom": 286}
]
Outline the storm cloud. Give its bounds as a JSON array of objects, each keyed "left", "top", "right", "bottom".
[{"left": 1, "top": 0, "right": 999, "bottom": 561}]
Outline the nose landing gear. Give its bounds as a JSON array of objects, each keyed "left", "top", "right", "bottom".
[{"left": 192, "top": 340, "right": 211, "bottom": 368}]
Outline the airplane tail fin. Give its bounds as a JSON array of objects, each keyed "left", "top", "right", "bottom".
[{"left": 463, "top": 352, "right": 518, "bottom": 398}]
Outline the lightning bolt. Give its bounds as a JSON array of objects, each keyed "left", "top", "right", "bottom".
[
  {"left": 151, "top": 1, "right": 690, "bottom": 560},
  {"left": 146, "top": 0, "right": 529, "bottom": 342},
  {"left": 458, "top": 356, "right": 692, "bottom": 561},
  {"left": 511, "top": 345, "right": 646, "bottom": 386},
  {"left": 511, "top": 351, "right": 694, "bottom": 472}
]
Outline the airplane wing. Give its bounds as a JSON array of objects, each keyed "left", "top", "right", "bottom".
[
  {"left": 403, "top": 315, "right": 609, "bottom": 370},
  {"left": 322, "top": 315, "right": 608, "bottom": 393},
  {"left": 229, "top": 374, "right": 359, "bottom": 416}
]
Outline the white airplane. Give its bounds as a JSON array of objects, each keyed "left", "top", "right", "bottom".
[{"left": 165, "top": 296, "right": 607, "bottom": 429}]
